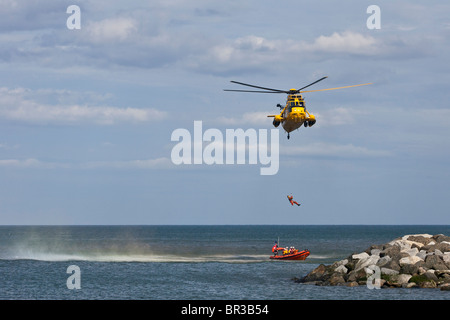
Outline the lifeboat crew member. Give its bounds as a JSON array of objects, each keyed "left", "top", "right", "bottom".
[
  {"left": 287, "top": 195, "right": 301, "bottom": 206},
  {"left": 272, "top": 242, "right": 279, "bottom": 256}
]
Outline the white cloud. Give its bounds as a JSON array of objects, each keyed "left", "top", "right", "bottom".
[
  {"left": 0, "top": 158, "right": 40, "bottom": 167},
  {"left": 81, "top": 157, "right": 173, "bottom": 169},
  {"left": 0, "top": 142, "right": 19, "bottom": 149},
  {"left": 86, "top": 17, "right": 138, "bottom": 43},
  {"left": 0, "top": 157, "right": 174, "bottom": 169},
  {"left": 0, "top": 87, "right": 166, "bottom": 125},
  {"left": 215, "top": 111, "right": 270, "bottom": 126},
  {"left": 305, "top": 31, "right": 378, "bottom": 55},
  {"left": 313, "top": 107, "right": 370, "bottom": 127},
  {"left": 0, "top": 158, "right": 68, "bottom": 169},
  {"left": 282, "top": 142, "right": 391, "bottom": 158},
  {"left": 192, "top": 35, "right": 283, "bottom": 71},
  {"left": 191, "top": 31, "right": 381, "bottom": 75}
]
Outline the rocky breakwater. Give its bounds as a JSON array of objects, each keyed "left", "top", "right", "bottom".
[{"left": 297, "top": 234, "right": 450, "bottom": 290}]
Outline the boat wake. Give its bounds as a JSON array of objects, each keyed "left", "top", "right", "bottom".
[
  {"left": 1, "top": 250, "right": 270, "bottom": 263},
  {"left": 1, "top": 245, "right": 337, "bottom": 263}
]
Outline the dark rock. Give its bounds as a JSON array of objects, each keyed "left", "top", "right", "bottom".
[
  {"left": 421, "top": 244, "right": 434, "bottom": 252},
  {"left": 383, "top": 259, "right": 401, "bottom": 272},
  {"left": 424, "top": 243, "right": 450, "bottom": 253},
  {"left": 346, "top": 268, "right": 367, "bottom": 283},
  {"left": 420, "top": 281, "right": 437, "bottom": 288},
  {"left": 344, "top": 260, "right": 355, "bottom": 272},
  {"left": 300, "top": 264, "right": 334, "bottom": 283},
  {"left": 440, "top": 283, "right": 450, "bottom": 291},
  {"left": 301, "top": 264, "right": 326, "bottom": 282},
  {"left": 424, "top": 271, "right": 439, "bottom": 282},
  {"left": 436, "top": 270, "right": 450, "bottom": 279},
  {"left": 407, "top": 235, "right": 434, "bottom": 246},
  {"left": 390, "top": 251, "right": 410, "bottom": 263},
  {"left": 381, "top": 245, "right": 400, "bottom": 258},
  {"left": 384, "top": 274, "right": 412, "bottom": 288},
  {"left": 409, "top": 274, "right": 429, "bottom": 285},
  {"left": 365, "top": 244, "right": 384, "bottom": 254},
  {"left": 328, "top": 274, "right": 346, "bottom": 286},
  {"left": 346, "top": 281, "right": 359, "bottom": 287},
  {"left": 436, "top": 242, "right": 450, "bottom": 253},
  {"left": 425, "top": 255, "right": 447, "bottom": 271},
  {"left": 414, "top": 260, "right": 427, "bottom": 269},
  {"left": 433, "top": 234, "right": 450, "bottom": 243},
  {"left": 400, "top": 263, "right": 419, "bottom": 275},
  {"left": 437, "top": 273, "right": 450, "bottom": 285}
]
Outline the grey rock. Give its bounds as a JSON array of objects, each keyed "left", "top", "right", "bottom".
[
  {"left": 370, "top": 248, "right": 382, "bottom": 256},
  {"left": 355, "top": 255, "right": 379, "bottom": 272},
  {"left": 335, "top": 265, "right": 348, "bottom": 274},
  {"left": 443, "top": 253, "right": 450, "bottom": 266},
  {"left": 381, "top": 267, "right": 399, "bottom": 276},
  {"left": 332, "top": 259, "right": 348, "bottom": 269},
  {"left": 376, "top": 255, "right": 391, "bottom": 267},
  {"left": 401, "top": 247, "right": 419, "bottom": 256},
  {"left": 417, "top": 250, "right": 427, "bottom": 260},
  {"left": 399, "top": 255, "right": 423, "bottom": 266},
  {"left": 352, "top": 252, "right": 370, "bottom": 261}
]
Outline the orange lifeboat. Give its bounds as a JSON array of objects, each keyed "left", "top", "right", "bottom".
[{"left": 270, "top": 243, "right": 310, "bottom": 260}]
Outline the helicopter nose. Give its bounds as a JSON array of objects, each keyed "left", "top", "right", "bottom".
[{"left": 290, "top": 110, "right": 305, "bottom": 121}]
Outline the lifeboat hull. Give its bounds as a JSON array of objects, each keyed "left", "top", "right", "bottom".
[{"left": 270, "top": 250, "right": 310, "bottom": 261}]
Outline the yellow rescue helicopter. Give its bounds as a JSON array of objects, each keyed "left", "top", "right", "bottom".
[{"left": 224, "top": 77, "right": 371, "bottom": 139}]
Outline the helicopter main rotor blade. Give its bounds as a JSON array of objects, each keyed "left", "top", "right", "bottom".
[
  {"left": 223, "top": 89, "right": 285, "bottom": 93},
  {"left": 299, "top": 82, "right": 372, "bottom": 93},
  {"left": 296, "top": 76, "right": 328, "bottom": 92},
  {"left": 229, "top": 81, "right": 288, "bottom": 93}
]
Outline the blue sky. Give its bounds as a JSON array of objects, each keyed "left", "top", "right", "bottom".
[{"left": 1, "top": 0, "right": 449, "bottom": 225}]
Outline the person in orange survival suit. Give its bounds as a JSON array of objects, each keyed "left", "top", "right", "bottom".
[
  {"left": 272, "top": 242, "right": 278, "bottom": 256},
  {"left": 287, "top": 195, "right": 301, "bottom": 206}
]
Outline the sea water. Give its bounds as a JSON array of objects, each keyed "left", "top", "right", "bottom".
[{"left": 0, "top": 225, "right": 449, "bottom": 300}]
